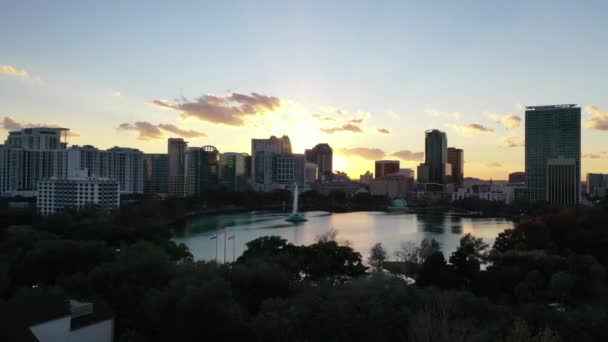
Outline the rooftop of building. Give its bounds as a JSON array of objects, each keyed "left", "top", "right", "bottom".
[{"left": 525, "top": 104, "right": 578, "bottom": 110}]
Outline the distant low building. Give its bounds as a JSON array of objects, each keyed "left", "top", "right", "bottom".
[
  {"left": 369, "top": 175, "right": 414, "bottom": 199},
  {"left": 359, "top": 171, "right": 373, "bottom": 185},
  {"left": 508, "top": 172, "right": 525, "bottom": 184},
  {"left": 36, "top": 170, "right": 120, "bottom": 215}
]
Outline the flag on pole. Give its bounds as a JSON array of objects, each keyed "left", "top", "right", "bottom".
[
  {"left": 209, "top": 234, "right": 217, "bottom": 240},
  {"left": 227, "top": 234, "right": 235, "bottom": 240}
]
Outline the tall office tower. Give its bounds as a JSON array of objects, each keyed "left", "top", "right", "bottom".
[
  {"left": 251, "top": 135, "right": 292, "bottom": 190},
  {"left": 168, "top": 138, "right": 188, "bottom": 197},
  {"left": 525, "top": 105, "right": 581, "bottom": 206},
  {"left": 143, "top": 153, "right": 169, "bottom": 194},
  {"left": 67, "top": 145, "right": 108, "bottom": 177},
  {"left": 305, "top": 143, "right": 333, "bottom": 181},
  {"left": 585, "top": 173, "right": 606, "bottom": 197},
  {"left": 37, "top": 170, "right": 120, "bottom": 215},
  {"left": 219, "top": 153, "right": 250, "bottom": 192},
  {"left": 4, "top": 127, "right": 69, "bottom": 150},
  {"left": 375, "top": 160, "right": 400, "bottom": 179},
  {"left": 105, "top": 147, "right": 144, "bottom": 194},
  {"left": 0, "top": 127, "right": 69, "bottom": 194},
  {"left": 447, "top": 147, "right": 464, "bottom": 187},
  {"left": 546, "top": 157, "right": 578, "bottom": 207},
  {"left": 185, "top": 145, "right": 220, "bottom": 196},
  {"left": 417, "top": 129, "right": 448, "bottom": 184},
  {"left": 509, "top": 172, "right": 526, "bottom": 184}
]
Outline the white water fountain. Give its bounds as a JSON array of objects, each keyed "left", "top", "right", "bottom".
[{"left": 285, "top": 183, "right": 307, "bottom": 222}]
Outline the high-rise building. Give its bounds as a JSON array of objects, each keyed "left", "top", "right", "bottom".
[
  {"left": 359, "top": 171, "right": 373, "bottom": 185},
  {"left": 546, "top": 157, "right": 578, "bottom": 207},
  {"left": 168, "top": 138, "right": 188, "bottom": 197},
  {"left": 525, "top": 104, "right": 581, "bottom": 205},
  {"left": 508, "top": 172, "right": 526, "bottom": 184},
  {"left": 219, "top": 153, "right": 250, "bottom": 192},
  {"left": 0, "top": 127, "right": 69, "bottom": 194},
  {"left": 37, "top": 170, "right": 119, "bottom": 215},
  {"left": 586, "top": 173, "right": 606, "bottom": 197},
  {"left": 375, "top": 160, "right": 400, "bottom": 179},
  {"left": 251, "top": 135, "right": 292, "bottom": 190},
  {"left": 106, "top": 147, "right": 144, "bottom": 194},
  {"left": 143, "top": 153, "right": 169, "bottom": 194},
  {"left": 305, "top": 143, "right": 333, "bottom": 181},
  {"left": 417, "top": 129, "right": 448, "bottom": 184},
  {"left": 447, "top": 147, "right": 463, "bottom": 187},
  {"left": 185, "top": 145, "right": 220, "bottom": 196},
  {"left": 4, "top": 127, "right": 69, "bottom": 150},
  {"left": 67, "top": 145, "right": 107, "bottom": 177}
]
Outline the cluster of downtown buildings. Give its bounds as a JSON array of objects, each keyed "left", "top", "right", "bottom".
[
  {"left": 0, "top": 104, "right": 604, "bottom": 215},
  {"left": 0, "top": 128, "right": 334, "bottom": 214},
  {"left": 362, "top": 104, "right": 603, "bottom": 207}
]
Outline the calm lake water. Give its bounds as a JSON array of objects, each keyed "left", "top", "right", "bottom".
[{"left": 173, "top": 211, "right": 513, "bottom": 262}]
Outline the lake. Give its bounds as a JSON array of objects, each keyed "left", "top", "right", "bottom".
[{"left": 173, "top": 211, "right": 514, "bottom": 262}]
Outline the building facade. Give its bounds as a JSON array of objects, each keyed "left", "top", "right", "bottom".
[
  {"left": 304, "top": 143, "right": 333, "bottom": 181},
  {"left": 525, "top": 104, "right": 581, "bottom": 205},
  {"left": 417, "top": 129, "right": 449, "bottom": 184},
  {"left": 374, "top": 160, "right": 400, "bottom": 179},
  {"left": 168, "top": 138, "right": 188, "bottom": 197},
  {"left": 447, "top": 147, "right": 463, "bottom": 187},
  {"left": 37, "top": 172, "right": 120, "bottom": 215},
  {"left": 219, "top": 152, "right": 250, "bottom": 192},
  {"left": 185, "top": 145, "right": 220, "bottom": 196},
  {"left": 508, "top": 172, "right": 525, "bottom": 184},
  {"left": 143, "top": 153, "right": 169, "bottom": 194},
  {"left": 251, "top": 135, "right": 292, "bottom": 190},
  {"left": 105, "top": 147, "right": 144, "bottom": 194}
]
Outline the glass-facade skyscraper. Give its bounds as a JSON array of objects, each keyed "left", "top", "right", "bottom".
[
  {"left": 525, "top": 104, "right": 581, "bottom": 206},
  {"left": 421, "top": 129, "right": 448, "bottom": 184}
]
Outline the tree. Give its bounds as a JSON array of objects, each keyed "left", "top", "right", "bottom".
[
  {"left": 368, "top": 243, "right": 387, "bottom": 272},
  {"left": 449, "top": 233, "right": 489, "bottom": 278},
  {"left": 419, "top": 238, "right": 441, "bottom": 262},
  {"left": 394, "top": 241, "right": 421, "bottom": 263},
  {"left": 549, "top": 271, "right": 573, "bottom": 303}
]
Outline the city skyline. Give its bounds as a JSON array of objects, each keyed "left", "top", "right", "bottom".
[{"left": 2, "top": 1, "right": 608, "bottom": 179}]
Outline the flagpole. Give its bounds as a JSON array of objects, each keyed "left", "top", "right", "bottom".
[
  {"left": 215, "top": 234, "right": 218, "bottom": 262},
  {"left": 233, "top": 234, "right": 236, "bottom": 262}
]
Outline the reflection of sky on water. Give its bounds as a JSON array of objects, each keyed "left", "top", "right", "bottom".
[{"left": 172, "top": 211, "right": 513, "bottom": 262}]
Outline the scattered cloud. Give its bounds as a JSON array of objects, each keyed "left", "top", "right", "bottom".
[
  {"left": 377, "top": 128, "right": 390, "bottom": 134},
  {"left": 585, "top": 106, "right": 608, "bottom": 130},
  {"left": 321, "top": 124, "right": 363, "bottom": 134},
  {"left": 118, "top": 122, "right": 163, "bottom": 140},
  {"left": 484, "top": 112, "right": 521, "bottom": 130},
  {"left": 2, "top": 116, "right": 79, "bottom": 137},
  {"left": 426, "top": 109, "right": 461, "bottom": 121},
  {"left": 486, "top": 162, "right": 502, "bottom": 167},
  {"left": 390, "top": 150, "right": 424, "bottom": 161},
  {"left": 338, "top": 147, "right": 385, "bottom": 160},
  {"left": 0, "top": 65, "right": 29, "bottom": 78},
  {"left": 152, "top": 92, "right": 281, "bottom": 126},
  {"left": 157, "top": 124, "right": 207, "bottom": 139},
  {"left": 502, "top": 136, "right": 525, "bottom": 148},
  {"left": 453, "top": 123, "right": 494, "bottom": 135},
  {"left": 583, "top": 153, "right": 601, "bottom": 159},
  {"left": 118, "top": 121, "right": 206, "bottom": 140},
  {"left": 111, "top": 90, "right": 121, "bottom": 97},
  {"left": 312, "top": 114, "right": 337, "bottom": 121}
]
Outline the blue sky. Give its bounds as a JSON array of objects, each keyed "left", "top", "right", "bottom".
[{"left": 1, "top": 0, "right": 607, "bottom": 179}]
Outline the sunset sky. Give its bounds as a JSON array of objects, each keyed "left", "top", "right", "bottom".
[{"left": 1, "top": 1, "right": 607, "bottom": 180}]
